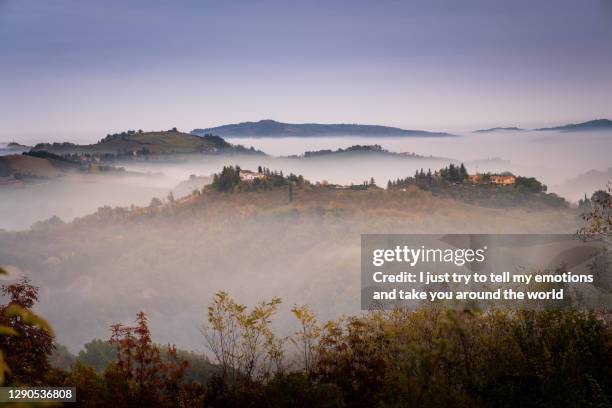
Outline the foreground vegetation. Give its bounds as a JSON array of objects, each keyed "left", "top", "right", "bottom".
[
  {"left": 0, "top": 168, "right": 579, "bottom": 358},
  {"left": 1, "top": 276, "right": 611, "bottom": 407}
]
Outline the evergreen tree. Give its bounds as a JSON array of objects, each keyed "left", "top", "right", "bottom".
[{"left": 459, "top": 163, "right": 468, "bottom": 181}]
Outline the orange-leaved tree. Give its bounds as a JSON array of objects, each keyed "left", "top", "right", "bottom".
[
  {"left": 0, "top": 271, "right": 54, "bottom": 385},
  {"left": 109, "top": 311, "right": 188, "bottom": 406}
]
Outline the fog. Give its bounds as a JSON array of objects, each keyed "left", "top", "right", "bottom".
[
  {"left": 2, "top": 130, "right": 610, "bottom": 231},
  {"left": 224, "top": 130, "right": 612, "bottom": 195},
  {"left": 0, "top": 130, "right": 609, "bottom": 353},
  {"left": 0, "top": 174, "right": 169, "bottom": 231},
  {"left": 0, "top": 188, "right": 577, "bottom": 352},
  {"left": 1, "top": 154, "right": 452, "bottom": 230}
]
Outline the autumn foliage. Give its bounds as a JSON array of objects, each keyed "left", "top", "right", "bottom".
[
  {"left": 0, "top": 277, "right": 54, "bottom": 385},
  {"left": 0, "top": 280, "right": 611, "bottom": 407},
  {"left": 107, "top": 312, "right": 189, "bottom": 407}
]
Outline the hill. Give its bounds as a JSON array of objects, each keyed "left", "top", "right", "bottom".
[
  {"left": 552, "top": 167, "right": 612, "bottom": 202},
  {"left": 172, "top": 174, "right": 213, "bottom": 198},
  {"left": 388, "top": 164, "right": 568, "bottom": 210},
  {"left": 535, "top": 119, "right": 612, "bottom": 132},
  {"left": 0, "top": 153, "right": 80, "bottom": 179},
  {"left": 473, "top": 127, "right": 525, "bottom": 133},
  {"left": 0, "top": 142, "right": 30, "bottom": 156},
  {"left": 192, "top": 119, "right": 454, "bottom": 138},
  {"left": 7, "top": 142, "right": 30, "bottom": 149},
  {"left": 31, "top": 129, "right": 264, "bottom": 156},
  {"left": 0, "top": 180, "right": 577, "bottom": 350},
  {"left": 288, "top": 144, "right": 452, "bottom": 161}
]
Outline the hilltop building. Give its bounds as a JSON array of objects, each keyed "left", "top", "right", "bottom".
[
  {"left": 468, "top": 174, "right": 483, "bottom": 184},
  {"left": 468, "top": 172, "right": 516, "bottom": 186},
  {"left": 490, "top": 173, "right": 516, "bottom": 185},
  {"left": 239, "top": 170, "right": 265, "bottom": 181}
]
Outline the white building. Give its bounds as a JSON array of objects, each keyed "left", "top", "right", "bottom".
[{"left": 239, "top": 170, "right": 264, "bottom": 181}]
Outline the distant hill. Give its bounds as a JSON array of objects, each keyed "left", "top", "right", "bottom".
[
  {"left": 535, "top": 119, "right": 612, "bottom": 132},
  {"left": 0, "top": 152, "right": 80, "bottom": 179},
  {"left": 472, "top": 119, "right": 612, "bottom": 133},
  {"left": 192, "top": 119, "right": 454, "bottom": 138},
  {"left": 473, "top": 127, "right": 525, "bottom": 133},
  {"left": 0, "top": 142, "right": 30, "bottom": 157},
  {"left": 172, "top": 174, "right": 212, "bottom": 198},
  {"left": 552, "top": 167, "right": 612, "bottom": 202},
  {"left": 7, "top": 142, "right": 30, "bottom": 149},
  {"left": 31, "top": 130, "right": 264, "bottom": 156},
  {"left": 287, "top": 144, "right": 451, "bottom": 161}
]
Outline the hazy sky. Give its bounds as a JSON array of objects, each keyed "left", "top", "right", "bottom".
[{"left": 1, "top": 0, "right": 611, "bottom": 142}]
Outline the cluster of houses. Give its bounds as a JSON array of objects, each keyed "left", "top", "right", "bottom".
[
  {"left": 239, "top": 170, "right": 266, "bottom": 181},
  {"left": 468, "top": 172, "right": 516, "bottom": 186}
]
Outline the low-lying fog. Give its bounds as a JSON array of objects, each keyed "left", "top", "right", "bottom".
[
  {"left": 129, "top": 129, "right": 612, "bottom": 201},
  {"left": 0, "top": 175, "right": 169, "bottom": 231},
  {"left": 0, "top": 129, "right": 608, "bottom": 352},
  {"left": 224, "top": 130, "right": 612, "bottom": 190},
  {"left": 1, "top": 130, "right": 610, "bottom": 231},
  {"left": 0, "top": 189, "right": 579, "bottom": 352}
]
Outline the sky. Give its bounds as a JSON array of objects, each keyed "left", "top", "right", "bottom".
[{"left": 1, "top": 0, "right": 611, "bottom": 142}]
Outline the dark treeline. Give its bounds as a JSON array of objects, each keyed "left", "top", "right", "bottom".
[
  {"left": 387, "top": 164, "right": 563, "bottom": 209},
  {"left": 387, "top": 163, "right": 548, "bottom": 192},
  {"left": 211, "top": 165, "right": 307, "bottom": 193},
  {"left": 301, "top": 144, "right": 385, "bottom": 158},
  {"left": 387, "top": 163, "right": 469, "bottom": 189},
  {"left": 209, "top": 166, "right": 381, "bottom": 196}
]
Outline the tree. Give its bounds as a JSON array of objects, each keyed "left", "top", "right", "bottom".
[
  {"left": 202, "top": 291, "right": 284, "bottom": 385},
  {"left": 0, "top": 277, "right": 54, "bottom": 385},
  {"left": 459, "top": 163, "right": 468, "bottom": 181},
  {"left": 212, "top": 166, "right": 242, "bottom": 192},
  {"left": 515, "top": 176, "right": 545, "bottom": 193},
  {"left": 579, "top": 183, "right": 612, "bottom": 238},
  {"left": 64, "top": 362, "right": 107, "bottom": 408},
  {"left": 578, "top": 193, "right": 591, "bottom": 209},
  {"left": 290, "top": 305, "right": 320, "bottom": 373},
  {"left": 50, "top": 344, "right": 76, "bottom": 370},
  {"left": 149, "top": 197, "right": 163, "bottom": 208},
  {"left": 78, "top": 338, "right": 116, "bottom": 373},
  {"left": 109, "top": 311, "right": 188, "bottom": 406}
]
